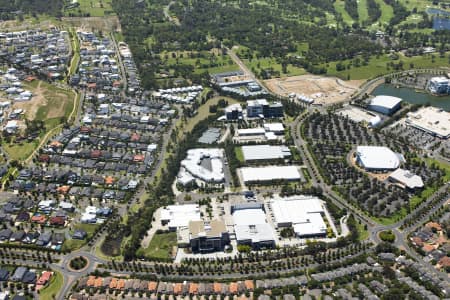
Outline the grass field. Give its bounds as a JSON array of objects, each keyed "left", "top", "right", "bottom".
[
  {"left": 243, "top": 57, "right": 307, "bottom": 78},
  {"left": 334, "top": 0, "right": 355, "bottom": 25},
  {"left": 358, "top": 0, "right": 369, "bottom": 24},
  {"left": 375, "top": 0, "right": 394, "bottom": 26},
  {"left": 235, "top": 147, "right": 244, "bottom": 163},
  {"left": 38, "top": 271, "right": 63, "bottom": 300},
  {"left": 136, "top": 232, "right": 177, "bottom": 260},
  {"left": 62, "top": 223, "right": 100, "bottom": 251},
  {"left": 160, "top": 50, "right": 239, "bottom": 76},
  {"left": 64, "top": 0, "right": 115, "bottom": 17},
  {"left": 355, "top": 219, "right": 369, "bottom": 241},
  {"left": 324, "top": 52, "right": 450, "bottom": 80}
]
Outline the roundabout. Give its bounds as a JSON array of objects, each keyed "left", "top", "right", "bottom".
[{"left": 67, "top": 256, "right": 90, "bottom": 273}]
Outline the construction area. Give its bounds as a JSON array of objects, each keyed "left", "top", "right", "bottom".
[{"left": 264, "top": 75, "right": 363, "bottom": 104}]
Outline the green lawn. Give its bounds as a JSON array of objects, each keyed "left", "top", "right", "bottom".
[
  {"left": 235, "top": 147, "right": 244, "bottom": 163},
  {"left": 184, "top": 96, "right": 239, "bottom": 132},
  {"left": 38, "top": 271, "right": 63, "bottom": 300},
  {"left": 374, "top": 0, "right": 393, "bottom": 26},
  {"left": 136, "top": 232, "right": 177, "bottom": 260},
  {"left": 355, "top": 219, "right": 369, "bottom": 241},
  {"left": 62, "top": 223, "right": 100, "bottom": 251},
  {"left": 243, "top": 57, "right": 306, "bottom": 78},
  {"left": 159, "top": 50, "right": 239, "bottom": 76},
  {"left": 64, "top": 0, "right": 115, "bottom": 17},
  {"left": 324, "top": 52, "right": 450, "bottom": 80},
  {"left": 358, "top": 0, "right": 369, "bottom": 24},
  {"left": 334, "top": 0, "right": 355, "bottom": 25}
]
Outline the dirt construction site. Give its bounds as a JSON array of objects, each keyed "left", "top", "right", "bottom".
[{"left": 264, "top": 75, "right": 364, "bottom": 104}]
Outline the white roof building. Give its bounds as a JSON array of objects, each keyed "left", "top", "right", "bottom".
[
  {"left": 241, "top": 145, "right": 291, "bottom": 161},
  {"left": 237, "top": 128, "right": 266, "bottom": 136},
  {"left": 356, "top": 146, "right": 401, "bottom": 171},
  {"left": 179, "top": 148, "right": 225, "bottom": 185},
  {"left": 160, "top": 204, "right": 201, "bottom": 229},
  {"left": 263, "top": 123, "right": 284, "bottom": 134},
  {"left": 370, "top": 95, "right": 402, "bottom": 110},
  {"left": 405, "top": 107, "right": 450, "bottom": 139},
  {"left": 240, "top": 166, "right": 301, "bottom": 183},
  {"left": 270, "top": 195, "right": 327, "bottom": 237},
  {"left": 388, "top": 168, "right": 424, "bottom": 189},
  {"left": 233, "top": 208, "right": 276, "bottom": 247}
]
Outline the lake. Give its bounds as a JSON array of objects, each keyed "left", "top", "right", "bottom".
[{"left": 372, "top": 84, "right": 450, "bottom": 111}]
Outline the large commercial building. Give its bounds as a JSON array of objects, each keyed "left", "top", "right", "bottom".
[
  {"left": 235, "top": 123, "right": 284, "bottom": 141},
  {"left": 246, "top": 99, "right": 283, "bottom": 118},
  {"left": 233, "top": 207, "right": 276, "bottom": 249},
  {"left": 188, "top": 220, "right": 230, "bottom": 253},
  {"left": 355, "top": 146, "right": 401, "bottom": 171},
  {"left": 388, "top": 168, "right": 424, "bottom": 190},
  {"left": 240, "top": 166, "right": 301, "bottom": 184},
  {"left": 160, "top": 204, "right": 201, "bottom": 230},
  {"left": 178, "top": 148, "right": 225, "bottom": 186},
  {"left": 225, "top": 103, "right": 243, "bottom": 121},
  {"left": 405, "top": 107, "right": 450, "bottom": 139},
  {"left": 241, "top": 145, "right": 291, "bottom": 162},
  {"left": 427, "top": 77, "right": 450, "bottom": 95},
  {"left": 368, "top": 95, "right": 402, "bottom": 115},
  {"left": 269, "top": 195, "right": 327, "bottom": 238}
]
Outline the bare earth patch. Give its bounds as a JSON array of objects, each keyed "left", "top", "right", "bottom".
[
  {"left": 12, "top": 81, "right": 46, "bottom": 121},
  {"left": 264, "top": 75, "right": 364, "bottom": 105}
]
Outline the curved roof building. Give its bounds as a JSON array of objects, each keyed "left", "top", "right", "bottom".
[{"left": 356, "top": 146, "right": 401, "bottom": 171}]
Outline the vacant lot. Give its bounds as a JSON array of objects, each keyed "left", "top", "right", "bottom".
[
  {"left": 265, "top": 75, "right": 363, "bottom": 104},
  {"left": 137, "top": 232, "right": 177, "bottom": 260}
]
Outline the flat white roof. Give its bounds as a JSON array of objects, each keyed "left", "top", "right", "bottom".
[
  {"left": 160, "top": 204, "right": 201, "bottom": 228},
  {"left": 356, "top": 146, "right": 400, "bottom": 170},
  {"left": 225, "top": 103, "right": 242, "bottom": 113},
  {"left": 270, "top": 195, "right": 324, "bottom": 227},
  {"left": 234, "top": 223, "right": 276, "bottom": 243},
  {"left": 338, "top": 107, "right": 381, "bottom": 126},
  {"left": 180, "top": 148, "right": 224, "bottom": 183},
  {"left": 241, "top": 145, "right": 291, "bottom": 161},
  {"left": 429, "top": 76, "right": 449, "bottom": 84},
  {"left": 247, "top": 99, "right": 268, "bottom": 106},
  {"left": 389, "top": 168, "right": 424, "bottom": 189},
  {"left": 240, "top": 166, "right": 301, "bottom": 182},
  {"left": 233, "top": 209, "right": 267, "bottom": 226},
  {"left": 237, "top": 128, "right": 266, "bottom": 136},
  {"left": 293, "top": 213, "right": 327, "bottom": 237},
  {"left": 370, "top": 95, "right": 402, "bottom": 109},
  {"left": 406, "top": 107, "right": 450, "bottom": 139},
  {"left": 263, "top": 123, "right": 284, "bottom": 132}
]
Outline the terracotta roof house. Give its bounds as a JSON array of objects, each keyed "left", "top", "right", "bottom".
[
  {"left": 133, "top": 154, "right": 145, "bottom": 162},
  {"left": 117, "top": 279, "right": 125, "bottom": 290},
  {"left": 213, "top": 282, "right": 222, "bottom": 294},
  {"left": 189, "top": 283, "right": 199, "bottom": 295},
  {"left": 426, "top": 222, "right": 442, "bottom": 232},
  {"left": 31, "top": 214, "right": 46, "bottom": 224},
  {"left": 104, "top": 176, "right": 115, "bottom": 185},
  {"left": 86, "top": 276, "right": 96, "bottom": 287},
  {"left": 411, "top": 236, "right": 424, "bottom": 247},
  {"left": 36, "top": 271, "right": 52, "bottom": 285},
  {"left": 109, "top": 278, "right": 118, "bottom": 289},
  {"left": 94, "top": 277, "right": 103, "bottom": 288},
  {"left": 49, "top": 216, "right": 65, "bottom": 226},
  {"left": 174, "top": 283, "right": 183, "bottom": 295},
  {"left": 57, "top": 185, "right": 71, "bottom": 194},
  {"left": 244, "top": 280, "right": 254, "bottom": 291},
  {"left": 148, "top": 281, "right": 158, "bottom": 292},
  {"left": 438, "top": 256, "right": 450, "bottom": 268},
  {"left": 229, "top": 282, "right": 238, "bottom": 294}
]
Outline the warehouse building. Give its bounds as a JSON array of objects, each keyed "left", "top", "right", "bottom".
[
  {"left": 233, "top": 207, "right": 276, "bottom": 249},
  {"left": 355, "top": 146, "right": 401, "bottom": 171},
  {"left": 368, "top": 95, "right": 402, "bottom": 115},
  {"left": 241, "top": 145, "right": 291, "bottom": 162},
  {"left": 240, "top": 166, "right": 302, "bottom": 184},
  {"left": 160, "top": 204, "right": 201, "bottom": 230},
  {"left": 388, "top": 168, "right": 424, "bottom": 190},
  {"left": 269, "top": 195, "right": 327, "bottom": 238},
  {"left": 405, "top": 107, "right": 450, "bottom": 139},
  {"left": 178, "top": 148, "right": 225, "bottom": 186},
  {"left": 187, "top": 220, "right": 230, "bottom": 253}
]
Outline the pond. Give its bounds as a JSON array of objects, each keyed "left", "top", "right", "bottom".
[{"left": 372, "top": 84, "right": 450, "bottom": 111}]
